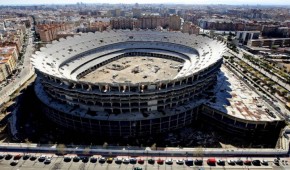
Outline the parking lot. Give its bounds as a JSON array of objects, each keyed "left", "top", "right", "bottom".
[{"left": 0, "top": 152, "right": 288, "bottom": 170}]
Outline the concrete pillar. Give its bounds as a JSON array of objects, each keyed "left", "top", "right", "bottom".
[
  {"left": 282, "top": 40, "right": 285, "bottom": 47},
  {"left": 270, "top": 40, "right": 274, "bottom": 48}
]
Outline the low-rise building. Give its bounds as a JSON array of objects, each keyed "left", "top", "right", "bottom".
[
  {"left": 182, "top": 21, "right": 200, "bottom": 35},
  {"left": 0, "top": 46, "right": 18, "bottom": 82},
  {"left": 236, "top": 31, "right": 260, "bottom": 45}
]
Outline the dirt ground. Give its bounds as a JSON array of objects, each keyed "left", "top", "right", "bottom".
[{"left": 80, "top": 56, "right": 183, "bottom": 83}]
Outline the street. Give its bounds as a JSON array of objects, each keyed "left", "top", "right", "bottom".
[{"left": 0, "top": 28, "right": 35, "bottom": 106}]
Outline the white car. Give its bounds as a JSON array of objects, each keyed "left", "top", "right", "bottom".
[
  {"left": 227, "top": 160, "right": 235, "bottom": 165},
  {"left": 165, "top": 159, "right": 173, "bottom": 165},
  {"left": 176, "top": 159, "right": 184, "bottom": 165},
  {"left": 123, "top": 158, "right": 130, "bottom": 164},
  {"left": 44, "top": 157, "right": 52, "bottom": 164},
  {"left": 38, "top": 155, "right": 46, "bottom": 162}
]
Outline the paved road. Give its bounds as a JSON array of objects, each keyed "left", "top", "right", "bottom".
[
  {"left": 228, "top": 48, "right": 290, "bottom": 92},
  {"left": 0, "top": 153, "right": 288, "bottom": 170},
  {"left": 0, "top": 28, "right": 35, "bottom": 106}
]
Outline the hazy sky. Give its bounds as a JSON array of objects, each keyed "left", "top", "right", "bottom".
[{"left": 0, "top": 0, "right": 289, "bottom": 5}]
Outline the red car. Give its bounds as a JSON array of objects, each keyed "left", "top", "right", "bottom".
[
  {"left": 157, "top": 159, "right": 164, "bottom": 165},
  {"left": 13, "top": 154, "right": 22, "bottom": 160},
  {"left": 138, "top": 159, "right": 144, "bottom": 164}
]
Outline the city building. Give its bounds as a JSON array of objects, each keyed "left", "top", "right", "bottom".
[
  {"left": 182, "top": 21, "right": 200, "bottom": 35},
  {"left": 110, "top": 17, "right": 136, "bottom": 30},
  {"left": 0, "top": 46, "right": 18, "bottom": 82},
  {"left": 248, "top": 38, "right": 290, "bottom": 48},
  {"left": 236, "top": 31, "right": 260, "bottom": 45},
  {"left": 138, "top": 16, "right": 166, "bottom": 29},
  {"left": 36, "top": 23, "right": 74, "bottom": 42},
  {"left": 169, "top": 15, "right": 181, "bottom": 31},
  {"left": 132, "top": 8, "right": 141, "bottom": 18}
]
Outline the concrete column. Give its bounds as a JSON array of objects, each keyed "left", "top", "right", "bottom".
[{"left": 270, "top": 40, "right": 274, "bottom": 48}]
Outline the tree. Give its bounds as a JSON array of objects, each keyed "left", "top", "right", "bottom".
[
  {"left": 195, "top": 146, "right": 204, "bottom": 159},
  {"left": 103, "top": 142, "right": 108, "bottom": 149},
  {"left": 83, "top": 146, "right": 91, "bottom": 155},
  {"left": 151, "top": 143, "right": 157, "bottom": 150},
  {"left": 56, "top": 144, "right": 66, "bottom": 155}
]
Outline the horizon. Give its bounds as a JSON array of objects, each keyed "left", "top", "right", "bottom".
[{"left": 1, "top": 0, "right": 290, "bottom": 6}]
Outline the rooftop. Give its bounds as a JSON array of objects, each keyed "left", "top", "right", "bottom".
[
  {"left": 31, "top": 30, "right": 226, "bottom": 83},
  {"left": 206, "top": 65, "right": 282, "bottom": 122}
]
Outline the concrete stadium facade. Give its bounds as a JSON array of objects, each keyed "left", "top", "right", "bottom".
[{"left": 32, "top": 30, "right": 226, "bottom": 136}]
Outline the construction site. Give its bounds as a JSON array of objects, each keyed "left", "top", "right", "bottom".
[{"left": 80, "top": 56, "right": 183, "bottom": 83}]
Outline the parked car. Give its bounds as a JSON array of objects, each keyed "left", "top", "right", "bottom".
[
  {"left": 217, "top": 159, "right": 225, "bottom": 166},
  {"left": 98, "top": 157, "right": 106, "bottom": 164},
  {"left": 252, "top": 160, "right": 261, "bottom": 166},
  {"left": 107, "top": 157, "right": 113, "bottom": 164},
  {"left": 81, "top": 156, "right": 89, "bottom": 163},
  {"left": 30, "top": 155, "right": 37, "bottom": 161},
  {"left": 115, "top": 158, "right": 123, "bottom": 164},
  {"left": 148, "top": 158, "right": 155, "bottom": 164},
  {"left": 244, "top": 160, "right": 252, "bottom": 166},
  {"left": 23, "top": 154, "right": 31, "bottom": 160},
  {"left": 157, "top": 159, "right": 164, "bottom": 165},
  {"left": 13, "top": 154, "right": 22, "bottom": 160},
  {"left": 38, "top": 155, "right": 46, "bottom": 162},
  {"left": 133, "top": 167, "right": 142, "bottom": 170},
  {"left": 73, "top": 156, "right": 80, "bottom": 162},
  {"left": 10, "top": 160, "right": 18, "bottom": 166},
  {"left": 176, "top": 159, "right": 184, "bottom": 165},
  {"left": 0, "top": 154, "right": 5, "bottom": 159},
  {"left": 138, "top": 159, "right": 144, "bottom": 164},
  {"left": 90, "top": 157, "right": 97, "bottom": 163},
  {"left": 63, "top": 156, "right": 71, "bottom": 162},
  {"left": 235, "top": 159, "right": 243, "bottom": 166},
  {"left": 123, "top": 158, "right": 130, "bottom": 164},
  {"left": 207, "top": 158, "right": 216, "bottom": 166},
  {"left": 274, "top": 159, "right": 280, "bottom": 166},
  {"left": 227, "top": 160, "right": 235, "bottom": 165},
  {"left": 130, "top": 158, "right": 137, "bottom": 164},
  {"left": 185, "top": 159, "right": 193, "bottom": 166},
  {"left": 44, "top": 158, "right": 52, "bottom": 164},
  {"left": 165, "top": 159, "right": 173, "bottom": 165},
  {"left": 194, "top": 159, "right": 203, "bottom": 166},
  {"left": 5, "top": 154, "right": 13, "bottom": 160},
  {"left": 261, "top": 160, "right": 268, "bottom": 166}
]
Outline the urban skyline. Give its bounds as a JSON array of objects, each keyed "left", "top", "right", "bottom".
[{"left": 1, "top": 0, "right": 290, "bottom": 5}]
